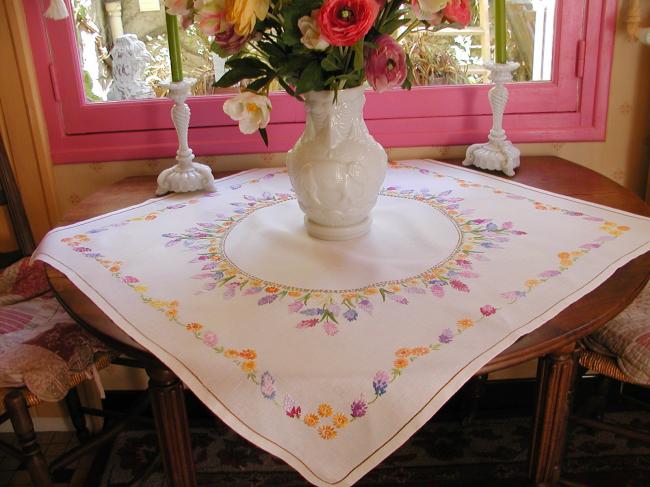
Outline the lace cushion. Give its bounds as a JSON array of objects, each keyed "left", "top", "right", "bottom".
[{"left": 582, "top": 282, "right": 650, "bottom": 384}]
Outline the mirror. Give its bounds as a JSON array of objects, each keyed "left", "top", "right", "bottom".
[{"left": 72, "top": 0, "right": 556, "bottom": 103}]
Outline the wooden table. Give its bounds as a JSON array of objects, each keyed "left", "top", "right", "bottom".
[{"left": 47, "top": 157, "right": 650, "bottom": 486}]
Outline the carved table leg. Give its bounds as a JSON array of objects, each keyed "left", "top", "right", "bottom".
[
  {"left": 146, "top": 366, "right": 197, "bottom": 487},
  {"left": 529, "top": 343, "right": 579, "bottom": 485},
  {"left": 4, "top": 390, "right": 52, "bottom": 487}
]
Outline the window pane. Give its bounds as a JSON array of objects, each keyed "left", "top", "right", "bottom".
[
  {"left": 72, "top": 0, "right": 225, "bottom": 102},
  {"left": 72, "top": 0, "right": 556, "bottom": 102}
]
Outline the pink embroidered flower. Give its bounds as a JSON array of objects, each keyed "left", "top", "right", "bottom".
[
  {"left": 323, "top": 321, "right": 339, "bottom": 336},
  {"left": 480, "top": 305, "right": 496, "bottom": 316},
  {"left": 350, "top": 396, "right": 368, "bottom": 417},
  {"left": 284, "top": 395, "right": 301, "bottom": 418},
  {"left": 288, "top": 300, "right": 304, "bottom": 313},
  {"left": 296, "top": 318, "right": 318, "bottom": 329},
  {"left": 450, "top": 280, "right": 469, "bottom": 293},
  {"left": 122, "top": 276, "right": 140, "bottom": 283},
  {"left": 202, "top": 331, "right": 219, "bottom": 346},
  {"left": 364, "top": 35, "right": 407, "bottom": 93}
]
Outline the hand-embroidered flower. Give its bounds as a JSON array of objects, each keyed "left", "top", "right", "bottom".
[
  {"left": 372, "top": 371, "right": 389, "bottom": 395},
  {"left": 318, "top": 403, "right": 333, "bottom": 418},
  {"left": 438, "top": 328, "right": 454, "bottom": 343},
  {"left": 304, "top": 413, "right": 320, "bottom": 426},
  {"left": 350, "top": 396, "right": 368, "bottom": 417},
  {"left": 260, "top": 371, "right": 276, "bottom": 399},
  {"left": 332, "top": 413, "right": 349, "bottom": 428},
  {"left": 318, "top": 425, "right": 337, "bottom": 439},
  {"left": 480, "top": 305, "right": 496, "bottom": 317},
  {"left": 284, "top": 395, "right": 301, "bottom": 418},
  {"left": 457, "top": 318, "right": 474, "bottom": 330}
]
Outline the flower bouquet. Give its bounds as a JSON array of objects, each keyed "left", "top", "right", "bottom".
[{"left": 166, "top": 0, "right": 471, "bottom": 240}]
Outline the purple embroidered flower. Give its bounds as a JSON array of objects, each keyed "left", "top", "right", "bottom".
[
  {"left": 202, "top": 331, "right": 218, "bottom": 347},
  {"left": 257, "top": 294, "right": 278, "bottom": 305},
  {"left": 260, "top": 372, "right": 276, "bottom": 400},
  {"left": 243, "top": 286, "right": 263, "bottom": 295},
  {"left": 438, "top": 328, "right": 454, "bottom": 344},
  {"left": 288, "top": 300, "right": 304, "bottom": 313},
  {"left": 372, "top": 371, "right": 389, "bottom": 396},
  {"left": 223, "top": 282, "right": 239, "bottom": 300},
  {"left": 300, "top": 308, "right": 323, "bottom": 316},
  {"left": 430, "top": 284, "right": 445, "bottom": 298},
  {"left": 351, "top": 397, "right": 368, "bottom": 418},
  {"left": 480, "top": 305, "right": 496, "bottom": 317},
  {"left": 73, "top": 247, "right": 91, "bottom": 253},
  {"left": 539, "top": 270, "right": 561, "bottom": 278},
  {"left": 450, "top": 280, "right": 470, "bottom": 293},
  {"left": 358, "top": 299, "right": 373, "bottom": 314},
  {"left": 284, "top": 395, "right": 301, "bottom": 418},
  {"left": 122, "top": 276, "right": 139, "bottom": 284},
  {"left": 389, "top": 294, "right": 408, "bottom": 305},
  {"left": 456, "top": 259, "right": 472, "bottom": 269},
  {"left": 344, "top": 309, "right": 358, "bottom": 321}
]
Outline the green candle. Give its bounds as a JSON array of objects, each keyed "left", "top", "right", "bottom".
[
  {"left": 494, "top": 0, "right": 507, "bottom": 64},
  {"left": 165, "top": 12, "right": 183, "bottom": 82}
]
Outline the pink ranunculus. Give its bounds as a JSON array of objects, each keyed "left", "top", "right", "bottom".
[
  {"left": 318, "top": 0, "right": 379, "bottom": 47},
  {"left": 164, "top": 0, "right": 192, "bottom": 16},
  {"left": 212, "top": 24, "right": 250, "bottom": 55},
  {"left": 442, "top": 0, "right": 471, "bottom": 27},
  {"left": 364, "top": 34, "right": 407, "bottom": 93}
]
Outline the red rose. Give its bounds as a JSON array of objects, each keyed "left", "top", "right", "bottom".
[
  {"left": 443, "top": 0, "right": 471, "bottom": 27},
  {"left": 318, "top": 0, "right": 379, "bottom": 47}
]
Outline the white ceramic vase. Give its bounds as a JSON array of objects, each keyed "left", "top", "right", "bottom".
[{"left": 286, "top": 86, "right": 387, "bottom": 240}]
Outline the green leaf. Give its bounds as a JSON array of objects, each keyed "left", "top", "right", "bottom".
[
  {"left": 259, "top": 127, "right": 269, "bottom": 147},
  {"left": 295, "top": 61, "right": 324, "bottom": 94},
  {"left": 246, "top": 75, "right": 273, "bottom": 92},
  {"left": 275, "top": 54, "right": 313, "bottom": 77},
  {"left": 225, "top": 57, "right": 270, "bottom": 71},
  {"left": 380, "top": 18, "right": 411, "bottom": 36},
  {"left": 277, "top": 77, "right": 301, "bottom": 99},
  {"left": 282, "top": 0, "right": 322, "bottom": 46},
  {"left": 321, "top": 52, "right": 341, "bottom": 72},
  {"left": 214, "top": 67, "right": 266, "bottom": 88}
]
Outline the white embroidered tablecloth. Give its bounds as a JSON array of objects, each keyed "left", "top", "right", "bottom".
[{"left": 34, "top": 160, "right": 650, "bottom": 486}]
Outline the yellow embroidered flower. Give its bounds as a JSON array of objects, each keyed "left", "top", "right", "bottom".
[
  {"left": 603, "top": 221, "right": 615, "bottom": 226},
  {"left": 457, "top": 318, "right": 474, "bottom": 330},
  {"left": 165, "top": 309, "right": 178, "bottom": 319},
  {"left": 150, "top": 300, "right": 165, "bottom": 309},
  {"left": 224, "top": 349, "right": 239, "bottom": 359},
  {"left": 288, "top": 290, "right": 302, "bottom": 297},
  {"left": 395, "top": 348, "right": 411, "bottom": 357},
  {"left": 462, "top": 244, "right": 474, "bottom": 251},
  {"left": 109, "top": 265, "right": 121, "bottom": 273},
  {"left": 241, "top": 361, "right": 256, "bottom": 373},
  {"left": 332, "top": 413, "right": 349, "bottom": 429},
  {"left": 617, "top": 225, "right": 630, "bottom": 231},
  {"left": 226, "top": 0, "right": 269, "bottom": 36},
  {"left": 133, "top": 285, "right": 148, "bottom": 293},
  {"left": 239, "top": 349, "right": 257, "bottom": 360},
  {"left": 394, "top": 357, "right": 409, "bottom": 369},
  {"left": 265, "top": 286, "right": 279, "bottom": 293},
  {"left": 318, "top": 425, "right": 337, "bottom": 440},
  {"left": 304, "top": 413, "right": 320, "bottom": 427},
  {"left": 208, "top": 246, "right": 218, "bottom": 253},
  {"left": 144, "top": 214, "right": 157, "bottom": 221},
  {"left": 169, "top": 300, "right": 179, "bottom": 308},
  {"left": 318, "top": 404, "right": 333, "bottom": 417},
  {"left": 364, "top": 288, "right": 379, "bottom": 295},
  {"left": 525, "top": 279, "right": 541, "bottom": 288},
  {"left": 389, "top": 285, "right": 401, "bottom": 292},
  {"left": 185, "top": 322, "right": 203, "bottom": 331},
  {"left": 557, "top": 252, "right": 571, "bottom": 260}
]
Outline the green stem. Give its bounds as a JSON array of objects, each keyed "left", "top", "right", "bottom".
[
  {"left": 396, "top": 19, "right": 420, "bottom": 42},
  {"left": 165, "top": 13, "right": 183, "bottom": 82}
]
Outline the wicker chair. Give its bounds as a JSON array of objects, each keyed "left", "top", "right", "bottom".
[
  {"left": 0, "top": 136, "right": 137, "bottom": 486},
  {"left": 573, "top": 281, "right": 650, "bottom": 445}
]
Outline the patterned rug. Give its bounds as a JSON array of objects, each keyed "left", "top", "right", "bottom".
[{"left": 97, "top": 412, "right": 650, "bottom": 487}]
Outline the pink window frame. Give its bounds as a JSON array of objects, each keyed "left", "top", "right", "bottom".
[{"left": 26, "top": 0, "right": 616, "bottom": 164}]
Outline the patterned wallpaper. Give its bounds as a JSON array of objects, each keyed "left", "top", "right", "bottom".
[{"left": 52, "top": 3, "right": 650, "bottom": 218}]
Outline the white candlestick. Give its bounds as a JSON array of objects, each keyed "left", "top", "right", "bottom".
[
  {"left": 463, "top": 62, "right": 520, "bottom": 177},
  {"left": 156, "top": 79, "right": 215, "bottom": 195}
]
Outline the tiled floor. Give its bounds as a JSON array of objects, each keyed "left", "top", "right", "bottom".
[{"left": 0, "top": 431, "right": 94, "bottom": 487}]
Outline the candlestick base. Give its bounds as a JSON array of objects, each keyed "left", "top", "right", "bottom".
[
  {"left": 156, "top": 79, "right": 215, "bottom": 196},
  {"left": 463, "top": 62, "right": 520, "bottom": 177}
]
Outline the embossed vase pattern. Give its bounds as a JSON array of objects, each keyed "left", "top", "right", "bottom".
[{"left": 286, "top": 86, "right": 387, "bottom": 240}]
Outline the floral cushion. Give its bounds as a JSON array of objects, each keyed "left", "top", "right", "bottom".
[
  {"left": 0, "top": 258, "right": 108, "bottom": 402},
  {"left": 582, "top": 281, "right": 650, "bottom": 384}
]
